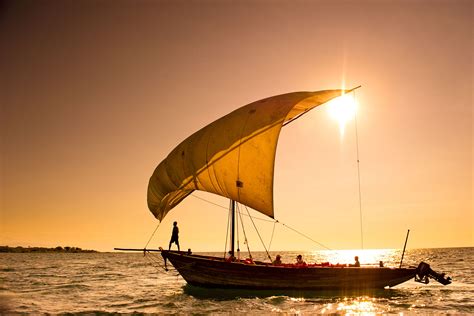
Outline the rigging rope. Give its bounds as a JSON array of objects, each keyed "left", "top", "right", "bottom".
[
  {"left": 353, "top": 89, "right": 364, "bottom": 249},
  {"left": 193, "top": 192, "right": 332, "bottom": 250},
  {"left": 268, "top": 220, "right": 277, "bottom": 252},
  {"left": 236, "top": 201, "right": 240, "bottom": 258},
  {"left": 144, "top": 255, "right": 164, "bottom": 273},
  {"left": 236, "top": 203, "right": 252, "bottom": 259},
  {"left": 192, "top": 194, "right": 229, "bottom": 210},
  {"left": 191, "top": 193, "right": 274, "bottom": 222},
  {"left": 144, "top": 221, "right": 161, "bottom": 249},
  {"left": 223, "top": 200, "right": 231, "bottom": 258},
  {"left": 143, "top": 250, "right": 172, "bottom": 273},
  {"left": 242, "top": 204, "right": 273, "bottom": 262},
  {"left": 279, "top": 222, "right": 331, "bottom": 250}
]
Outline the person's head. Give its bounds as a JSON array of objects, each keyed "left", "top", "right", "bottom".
[
  {"left": 173, "top": 221, "right": 177, "bottom": 226},
  {"left": 276, "top": 255, "right": 281, "bottom": 260},
  {"left": 355, "top": 256, "right": 359, "bottom": 261},
  {"left": 297, "top": 255, "right": 302, "bottom": 260}
]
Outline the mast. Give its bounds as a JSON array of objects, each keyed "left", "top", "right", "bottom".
[
  {"left": 230, "top": 200, "right": 235, "bottom": 256},
  {"left": 399, "top": 229, "right": 410, "bottom": 268}
]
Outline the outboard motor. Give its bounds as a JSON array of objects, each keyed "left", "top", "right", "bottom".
[{"left": 415, "top": 262, "right": 451, "bottom": 285}]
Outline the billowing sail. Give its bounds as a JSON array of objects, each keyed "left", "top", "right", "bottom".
[{"left": 147, "top": 89, "right": 353, "bottom": 221}]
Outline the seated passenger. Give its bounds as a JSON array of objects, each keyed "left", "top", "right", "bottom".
[
  {"left": 226, "top": 251, "right": 236, "bottom": 262},
  {"left": 350, "top": 256, "right": 360, "bottom": 267},
  {"left": 295, "top": 254, "right": 306, "bottom": 266},
  {"left": 273, "top": 254, "right": 282, "bottom": 265},
  {"left": 244, "top": 257, "right": 254, "bottom": 264}
]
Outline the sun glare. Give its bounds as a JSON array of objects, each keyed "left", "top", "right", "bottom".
[
  {"left": 326, "top": 93, "right": 357, "bottom": 137},
  {"left": 310, "top": 249, "right": 398, "bottom": 267}
]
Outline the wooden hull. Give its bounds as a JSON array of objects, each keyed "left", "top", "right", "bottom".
[{"left": 161, "top": 251, "right": 416, "bottom": 290}]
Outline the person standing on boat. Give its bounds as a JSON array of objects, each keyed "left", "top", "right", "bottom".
[{"left": 168, "top": 221, "right": 180, "bottom": 251}]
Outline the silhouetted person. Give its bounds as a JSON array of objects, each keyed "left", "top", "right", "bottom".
[
  {"left": 169, "top": 221, "right": 180, "bottom": 251},
  {"left": 273, "top": 254, "right": 282, "bottom": 265},
  {"left": 351, "top": 256, "right": 360, "bottom": 267},
  {"left": 295, "top": 254, "right": 306, "bottom": 266}
]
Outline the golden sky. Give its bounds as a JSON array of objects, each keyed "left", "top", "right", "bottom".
[{"left": 1, "top": 0, "right": 472, "bottom": 252}]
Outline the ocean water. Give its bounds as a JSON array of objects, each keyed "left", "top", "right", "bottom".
[{"left": 0, "top": 248, "right": 472, "bottom": 314}]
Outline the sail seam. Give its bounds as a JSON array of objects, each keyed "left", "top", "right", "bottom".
[
  {"left": 236, "top": 110, "right": 253, "bottom": 193},
  {"left": 204, "top": 125, "right": 225, "bottom": 196}
]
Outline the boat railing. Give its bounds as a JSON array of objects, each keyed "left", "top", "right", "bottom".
[{"left": 169, "top": 251, "right": 406, "bottom": 269}]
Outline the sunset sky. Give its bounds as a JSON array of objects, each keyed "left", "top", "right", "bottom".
[{"left": 1, "top": 0, "right": 472, "bottom": 252}]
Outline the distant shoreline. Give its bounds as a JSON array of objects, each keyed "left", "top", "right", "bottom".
[{"left": 0, "top": 246, "right": 98, "bottom": 253}]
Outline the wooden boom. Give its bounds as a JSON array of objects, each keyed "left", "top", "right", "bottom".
[{"left": 114, "top": 248, "right": 162, "bottom": 252}]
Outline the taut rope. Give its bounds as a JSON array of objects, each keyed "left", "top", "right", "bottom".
[{"left": 353, "top": 89, "right": 364, "bottom": 249}]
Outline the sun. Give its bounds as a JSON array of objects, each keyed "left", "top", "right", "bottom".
[{"left": 326, "top": 93, "right": 357, "bottom": 137}]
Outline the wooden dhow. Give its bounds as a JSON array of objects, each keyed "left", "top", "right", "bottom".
[{"left": 117, "top": 88, "right": 451, "bottom": 290}]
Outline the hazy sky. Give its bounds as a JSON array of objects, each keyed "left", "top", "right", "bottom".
[{"left": 1, "top": 0, "right": 472, "bottom": 252}]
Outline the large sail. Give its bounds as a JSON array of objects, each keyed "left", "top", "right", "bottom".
[{"left": 147, "top": 89, "right": 353, "bottom": 221}]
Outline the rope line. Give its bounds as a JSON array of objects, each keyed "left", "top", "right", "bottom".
[
  {"left": 191, "top": 193, "right": 274, "bottom": 222},
  {"left": 242, "top": 204, "right": 272, "bottom": 262},
  {"left": 280, "top": 222, "right": 332, "bottom": 250},
  {"left": 144, "top": 221, "right": 161, "bottom": 249},
  {"left": 143, "top": 250, "right": 170, "bottom": 272},
  {"left": 353, "top": 89, "right": 364, "bottom": 249},
  {"left": 236, "top": 203, "right": 252, "bottom": 259},
  {"left": 191, "top": 193, "right": 331, "bottom": 250},
  {"left": 144, "top": 255, "right": 163, "bottom": 273},
  {"left": 268, "top": 220, "right": 277, "bottom": 251},
  {"left": 236, "top": 201, "right": 240, "bottom": 257},
  {"left": 191, "top": 194, "right": 229, "bottom": 210},
  {"left": 223, "top": 200, "right": 231, "bottom": 259}
]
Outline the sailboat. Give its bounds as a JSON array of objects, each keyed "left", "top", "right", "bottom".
[{"left": 119, "top": 88, "right": 451, "bottom": 290}]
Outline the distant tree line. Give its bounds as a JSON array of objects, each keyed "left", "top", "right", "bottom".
[{"left": 0, "top": 246, "right": 98, "bottom": 253}]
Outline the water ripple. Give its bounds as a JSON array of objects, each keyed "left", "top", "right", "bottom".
[{"left": 0, "top": 248, "right": 472, "bottom": 314}]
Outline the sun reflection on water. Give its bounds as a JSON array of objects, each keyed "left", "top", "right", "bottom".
[
  {"left": 337, "top": 297, "right": 377, "bottom": 315},
  {"left": 320, "top": 296, "right": 380, "bottom": 315}
]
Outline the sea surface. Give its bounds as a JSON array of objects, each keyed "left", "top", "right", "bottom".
[{"left": 0, "top": 247, "right": 472, "bottom": 314}]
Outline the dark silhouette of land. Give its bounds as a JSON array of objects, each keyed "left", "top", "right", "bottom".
[{"left": 0, "top": 246, "right": 98, "bottom": 253}]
